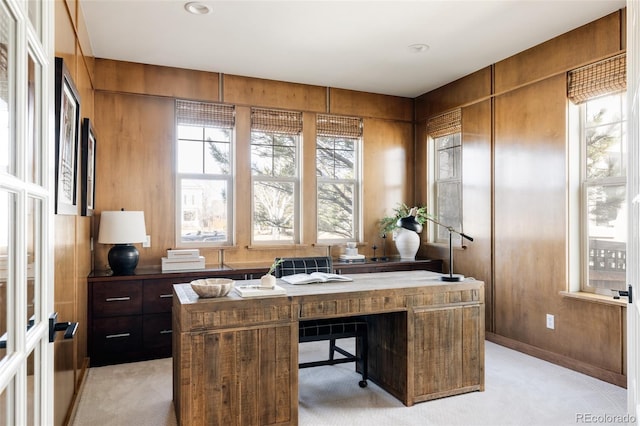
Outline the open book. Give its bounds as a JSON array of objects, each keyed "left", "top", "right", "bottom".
[{"left": 281, "top": 272, "right": 353, "bottom": 285}]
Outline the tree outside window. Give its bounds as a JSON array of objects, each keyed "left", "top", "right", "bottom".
[
  {"left": 583, "top": 93, "right": 627, "bottom": 291},
  {"left": 175, "top": 100, "right": 234, "bottom": 246},
  {"left": 317, "top": 135, "right": 360, "bottom": 240}
]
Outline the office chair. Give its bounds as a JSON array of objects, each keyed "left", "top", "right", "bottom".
[{"left": 275, "top": 257, "right": 368, "bottom": 388}]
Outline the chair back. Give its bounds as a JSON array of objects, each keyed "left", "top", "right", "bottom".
[{"left": 274, "top": 257, "right": 333, "bottom": 277}]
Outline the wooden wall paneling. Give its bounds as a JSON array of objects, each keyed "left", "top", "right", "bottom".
[
  {"left": 558, "top": 298, "right": 624, "bottom": 373},
  {"left": 493, "top": 75, "right": 569, "bottom": 349},
  {"left": 362, "top": 118, "right": 414, "bottom": 258},
  {"left": 94, "top": 59, "right": 220, "bottom": 101},
  {"left": 413, "top": 120, "right": 428, "bottom": 206},
  {"left": 494, "top": 11, "right": 623, "bottom": 94},
  {"left": 414, "top": 67, "right": 492, "bottom": 121},
  {"left": 329, "top": 88, "right": 413, "bottom": 122},
  {"left": 74, "top": 218, "right": 90, "bottom": 372},
  {"left": 76, "top": 54, "right": 94, "bottom": 120},
  {"left": 223, "top": 74, "right": 326, "bottom": 112},
  {"left": 93, "top": 92, "right": 176, "bottom": 269},
  {"left": 425, "top": 100, "right": 494, "bottom": 330},
  {"left": 232, "top": 106, "right": 252, "bottom": 255},
  {"left": 53, "top": 215, "right": 76, "bottom": 426},
  {"left": 64, "top": 0, "right": 77, "bottom": 28},
  {"left": 54, "top": 0, "right": 77, "bottom": 68},
  {"left": 76, "top": 2, "right": 93, "bottom": 59},
  {"left": 301, "top": 111, "right": 318, "bottom": 244}
]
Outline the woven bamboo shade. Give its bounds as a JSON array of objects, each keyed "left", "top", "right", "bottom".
[
  {"left": 251, "top": 108, "right": 303, "bottom": 134},
  {"left": 176, "top": 100, "right": 235, "bottom": 128},
  {"left": 317, "top": 114, "right": 363, "bottom": 138},
  {"left": 567, "top": 54, "right": 626, "bottom": 104},
  {"left": 427, "top": 109, "right": 461, "bottom": 138}
]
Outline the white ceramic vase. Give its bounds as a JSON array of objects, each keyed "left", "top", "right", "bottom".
[
  {"left": 393, "top": 227, "right": 420, "bottom": 260},
  {"left": 260, "top": 274, "right": 276, "bottom": 289}
]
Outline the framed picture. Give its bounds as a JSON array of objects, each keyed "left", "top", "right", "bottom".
[
  {"left": 54, "top": 57, "right": 80, "bottom": 215},
  {"left": 80, "top": 118, "right": 96, "bottom": 216}
]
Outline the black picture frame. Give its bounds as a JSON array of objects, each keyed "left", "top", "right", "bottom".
[
  {"left": 80, "top": 118, "right": 96, "bottom": 216},
  {"left": 54, "top": 57, "right": 81, "bottom": 215}
]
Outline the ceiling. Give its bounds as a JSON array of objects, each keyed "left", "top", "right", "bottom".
[{"left": 80, "top": 0, "right": 627, "bottom": 98}]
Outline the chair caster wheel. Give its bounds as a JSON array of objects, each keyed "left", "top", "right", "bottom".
[{"left": 359, "top": 380, "right": 367, "bottom": 388}]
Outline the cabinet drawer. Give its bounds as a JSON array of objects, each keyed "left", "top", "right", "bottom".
[
  {"left": 92, "top": 316, "right": 143, "bottom": 354},
  {"left": 143, "top": 280, "right": 175, "bottom": 314},
  {"left": 92, "top": 280, "right": 143, "bottom": 316},
  {"left": 143, "top": 313, "right": 172, "bottom": 350}
]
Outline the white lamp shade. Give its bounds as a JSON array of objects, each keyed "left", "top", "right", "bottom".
[{"left": 98, "top": 211, "right": 147, "bottom": 244}]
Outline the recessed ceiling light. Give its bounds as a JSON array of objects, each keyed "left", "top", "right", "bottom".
[
  {"left": 408, "top": 43, "right": 430, "bottom": 53},
  {"left": 184, "top": 2, "right": 211, "bottom": 15}
]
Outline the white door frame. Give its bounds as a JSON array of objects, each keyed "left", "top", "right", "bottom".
[
  {"left": 628, "top": 0, "right": 640, "bottom": 423},
  {"left": 0, "top": 0, "right": 54, "bottom": 424}
]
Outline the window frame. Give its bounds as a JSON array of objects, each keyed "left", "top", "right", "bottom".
[
  {"left": 576, "top": 92, "right": 627, "bottom": 294},
  {"left": 250, "top": 129, "right": 301, "bottom": 245},
  {"left": 316, "top": 133, "right": 362, "bottom": 243},
  {"left": 174, "top": 101, "right": 235, "bottom": 248},
  {"left": 428, "top": 131, "right": 463, "bottom": 245}
]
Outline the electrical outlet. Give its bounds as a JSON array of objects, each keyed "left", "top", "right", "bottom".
[
  {"left": 546, "top": 314, "right": 555, "bottom": 330},
  {"left": 143, "top": 235, "right": 151, "bottom": 248}
]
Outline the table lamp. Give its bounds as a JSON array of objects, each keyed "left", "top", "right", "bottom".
[{"left": 98, "top": 209, "right": 147, "bottom": 275}]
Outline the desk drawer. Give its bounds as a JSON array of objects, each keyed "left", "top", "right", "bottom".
[
  {"left": 143, "top": 280, "right": 174, "bottom": 313},
  {"left": 92, "top": 281, "right": 143, "bottom": 317}
]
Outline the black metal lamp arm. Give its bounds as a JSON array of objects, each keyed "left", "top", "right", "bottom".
[{"left": 424, "top": 217, "right": 473, "bottom": 281}]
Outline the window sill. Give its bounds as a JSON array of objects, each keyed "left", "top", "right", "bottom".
[
  {"left": 559, "top": 290, "right": 627, "bottom": 307},
  {"left": 245, "top": 244, "right": 311, "bottom": 250}
]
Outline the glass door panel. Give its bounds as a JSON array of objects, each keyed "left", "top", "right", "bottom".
[
  {"left": 0, "top": 2, "right": 14, "bottom": 176},
  {"left": 26, "top": 51, "right": 41, "bottom": 185},
  {"left": 0, "top": 190, "right": 14, "bottom": 361}
]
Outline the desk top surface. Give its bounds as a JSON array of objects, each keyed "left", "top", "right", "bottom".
[{"left": 174, "top": 270, "right": 483, "bottom": 306}]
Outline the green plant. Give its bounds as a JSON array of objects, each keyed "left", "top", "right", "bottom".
[
  {"left": 267, "top": 258, "right": 285, "bottom": 275},
  {"left": 379, "top": 203, "right": 430, "bottom": 235}
]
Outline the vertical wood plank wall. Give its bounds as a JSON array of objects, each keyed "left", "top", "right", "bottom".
[
  {"left": 54, "top": 0, "right": 95, "bottom": 424},
  {"left": 417, "top": 10, "right": 627, "bottom": 386},
  {"left": 91, "top": 62, "right": 415, "bottom": 267}
]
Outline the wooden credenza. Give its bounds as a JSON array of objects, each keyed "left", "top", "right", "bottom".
[
  {"left": 87, "top": 259, "right": 442, "bottom": 366},
  {"left": 87, "top": 266, "right": 245, "bottom": 366},
  {"left": 172, "top": 270, "right": 485, "bottom": 425}
]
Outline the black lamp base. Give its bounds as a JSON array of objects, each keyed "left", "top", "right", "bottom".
[{"left": 108, "top": 244, "right": 140, "bottom": 275}]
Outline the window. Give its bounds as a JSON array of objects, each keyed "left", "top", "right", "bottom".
[
  {"left": 175, "top": 100, "right": 234, "bottom": 246},
  {"left": 568, "top": 54, "right": 627, "bottom": 293},
  {"left": 251, "top": 108, "right": 302, "bottom": 243},
  {"left": 428, "top": 110, "right": 462, "bottom": 243},
  {"left": 581, "top": 93, "right": 627, "bottom": 292},
  {"left": 316, "top": 114, "right": 362, "bottom": 242}
]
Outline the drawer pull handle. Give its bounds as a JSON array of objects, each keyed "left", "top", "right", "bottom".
[
  {"left": 159, "top": 294, "right": 173, "bottom": 299},
  {"left": 105, "top": 297, "right": 131, "bottom": 302},
  {"left": 159, "top": 330, "right": 173, "bottom": 335},
  {"left": 105, "top": 333, "right": 130, "bottom": 339}
]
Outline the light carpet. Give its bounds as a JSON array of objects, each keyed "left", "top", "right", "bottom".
[{"left": 71, "top": 341, "right": 630, "bottom": 426}]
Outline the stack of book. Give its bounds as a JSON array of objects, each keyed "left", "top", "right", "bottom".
[
  {"left": 161, "top": 249, "right": 205, "bottom": 271},
  {"left": 339, "top": 253, "right": 365, "bottom": 262}
]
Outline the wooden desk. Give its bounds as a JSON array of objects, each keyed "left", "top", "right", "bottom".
[{"left": 172, "top": 270, "right": 485, "bottom": 426}]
